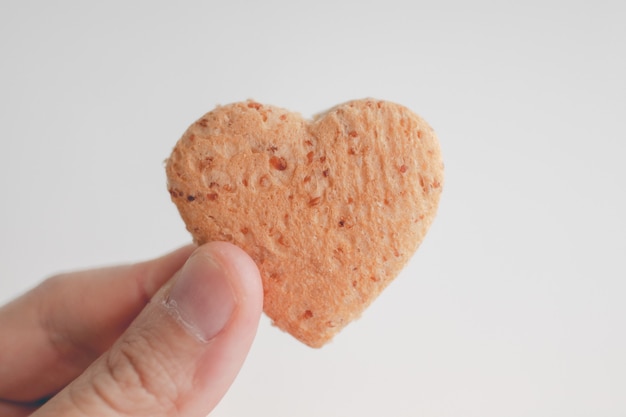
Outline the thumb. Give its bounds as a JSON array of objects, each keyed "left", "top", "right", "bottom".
[{"left": 33, "top": 242, "right": 263, "bottom": 417}]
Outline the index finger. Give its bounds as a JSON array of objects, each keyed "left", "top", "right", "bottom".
[{"left": 0, "top": 245, "right": 195, "bottom": 403}]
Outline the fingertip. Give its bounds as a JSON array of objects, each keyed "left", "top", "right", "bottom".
[
  {"left": 195, "top": 241, "right": 264, "bottom": 318},
  {"left": 133, "top": 244, "right": 197, "bottom": 299},
  {"left": 167, "top": 242, "right": 264, "bottom": 413}
]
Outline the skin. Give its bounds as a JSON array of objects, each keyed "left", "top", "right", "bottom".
[{"left": 0, "top": 242, "right": 264, "bottom": 417}]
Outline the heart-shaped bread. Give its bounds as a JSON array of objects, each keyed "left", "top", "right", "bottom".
[{"left": 166, "top": 99, "right": 443, "bottom": 347}]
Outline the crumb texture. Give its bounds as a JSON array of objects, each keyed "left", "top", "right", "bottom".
[{"left": 166, "top": 99, "right": 444, "bottom": 348}]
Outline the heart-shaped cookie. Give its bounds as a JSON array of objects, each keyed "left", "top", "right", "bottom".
[{"left": 166, "top": 99, "right": 443, "bottom": 347}]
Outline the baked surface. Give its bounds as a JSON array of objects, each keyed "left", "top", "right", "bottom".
[{"left": 166, "top": 99, "right": 443, "bottom": 347}]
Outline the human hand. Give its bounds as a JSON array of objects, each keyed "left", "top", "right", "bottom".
[{"left": 0, "top": 242, "right": 263, "bottom": 416}]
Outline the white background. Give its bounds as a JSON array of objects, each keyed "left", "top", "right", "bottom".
[{"left": 1, "top": 1, "right": 625, "bottom": 416}]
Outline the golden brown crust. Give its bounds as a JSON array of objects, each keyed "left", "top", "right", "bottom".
[{"left": 166, "top": 99, "right": 443, "bottom": 347}]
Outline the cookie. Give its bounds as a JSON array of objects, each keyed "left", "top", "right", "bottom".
[{"left": 166, "top": 99, "right": 443, "bottom": 348}]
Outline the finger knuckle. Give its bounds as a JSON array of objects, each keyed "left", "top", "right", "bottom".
[{"left": 86, "top": 329, "right": 181, "bottom": 415}]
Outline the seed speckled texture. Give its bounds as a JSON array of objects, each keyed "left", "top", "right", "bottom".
[{"left": 166, "top": 99, "right": 443, "bottom": 347}]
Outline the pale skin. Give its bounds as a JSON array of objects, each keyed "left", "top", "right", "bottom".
[{"left": 0, "top": 242, "right": 264, "bottom": 416}]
